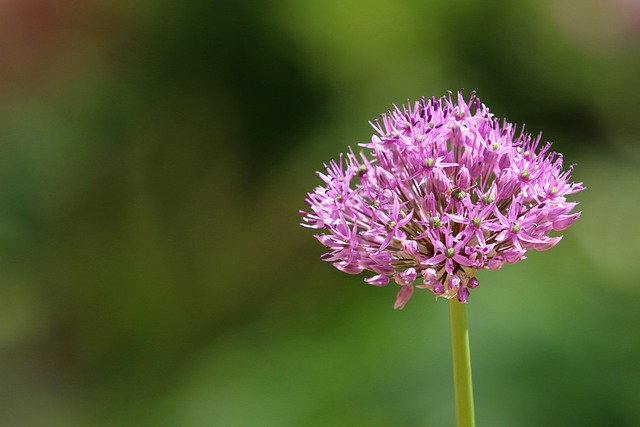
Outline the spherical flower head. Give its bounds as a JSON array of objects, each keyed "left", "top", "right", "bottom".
[{"left": 300, "top": 91, "right": 584, "bottom": 308}]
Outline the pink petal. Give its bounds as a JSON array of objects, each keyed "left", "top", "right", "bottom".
[
  {"left": 551, "top": 212, "right": 581, "bottom": 231},
  {"left": 364, "top": 274, "right": 390, "bottom": 287},
  {"left": 334, "top": 261, "right": 364, "bottom": 274},
  {"left": 394, "top": 285, "right": 414, "bottom": 310},
  {"left": 457, "top": 287, "right": 470, "bottom": 303}
]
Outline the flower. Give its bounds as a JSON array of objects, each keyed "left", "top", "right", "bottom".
[{"left": 300, "top": 91, "right": 583, "bottom": 308}]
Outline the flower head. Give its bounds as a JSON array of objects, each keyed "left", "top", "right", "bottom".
[{"left": 300, "top": 91, "right": 583, "bottom": 308}]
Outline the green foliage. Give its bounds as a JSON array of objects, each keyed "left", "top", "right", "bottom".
[{"left": 0, "top": 0, "right": 638, "bottom": 425}]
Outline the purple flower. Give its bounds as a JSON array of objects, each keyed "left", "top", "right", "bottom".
[
  {"left": 427, "top": 232, "right": 473, "bottom": 275},
  {"left": 301, "top": 91, "right": 583, "bottom": 308},
  {"left": 457, "top": 286, "right": 470, "bottom": 303}
]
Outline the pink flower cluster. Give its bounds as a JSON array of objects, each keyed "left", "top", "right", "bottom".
[{"left": 300, "top": 92, "right": 583, "bottom": 308}]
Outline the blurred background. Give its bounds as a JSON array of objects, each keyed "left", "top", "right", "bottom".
[{"left": 0, "top": 0, "right": 639, "bottom": 426}]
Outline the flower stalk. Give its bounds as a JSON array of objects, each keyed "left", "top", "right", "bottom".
[
  {"left": 449, "top": 297, "right": 475, "bottom": 427},
  {"left": 300, "top": 90, "right": 584, "bottom": 426}
]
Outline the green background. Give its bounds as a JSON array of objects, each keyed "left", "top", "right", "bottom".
[{"left": 0, "top": 0, "right": 638, "bottom": 425}]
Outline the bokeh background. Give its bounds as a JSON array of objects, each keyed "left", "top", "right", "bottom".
[{"left": 0, "top": 0, "right": 639, "bottom": 426}]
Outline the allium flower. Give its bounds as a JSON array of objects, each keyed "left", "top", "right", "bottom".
[{"left": 300, "top": 91, "right": 583, "bottom": 308}]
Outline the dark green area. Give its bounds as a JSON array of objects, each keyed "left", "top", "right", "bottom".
[{"left": 0, "top": 0, "right": 638, "bottom": 425}]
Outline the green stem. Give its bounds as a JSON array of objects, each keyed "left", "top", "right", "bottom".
[{"left": 449, "top": 298, "right": 476, "bottom": 427}]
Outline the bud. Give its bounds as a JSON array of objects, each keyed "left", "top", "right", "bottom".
[
  {"left": 498, "top": 153, "right": 511, "bottom": 169},
  {"left": 376, "top": 167, "right": 397, "bottom": 190},
  {"left": 448, "top": 275, "right": 461, "bottom": 290},
  {"left": 402, "top": 239, "right": 418, "bottom": 255},
  {"left": 433, "top": 282, "right": 445, "bottom": 295},
  {"left": 469, "top": 156, "right": 484, "bottom": 178},
  {"left": 432, "top": 168, "right": 450, "bottom": 193},
  {"left": 456, "top": 166, "right": 471, "bottom": 189},
  {"left": 422, "top": 268, "right": 437, "bottom": 285},
  {"left": 504, "top": 248, "right": 526, "bottom": 264},
  {"left": 394, "top": 268, "right": 417, "bottom": 286},
  {"left": 457, "top": 286, "right": 470, "bottom": 303},
  {"left": 488, "top": 257, "right": 503, "bottom": 270},
  {"left": 467, "top": 277, "right": 480, "bottom": 288},
  {"left": 370, "top": 251, "right": 392, "bottom": 264},
  {"left": 497, "top": 171, "right": 517, "bottom": 199},
  {"left": 364, "top": 274, "right": 391, "bottom": 287}
]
